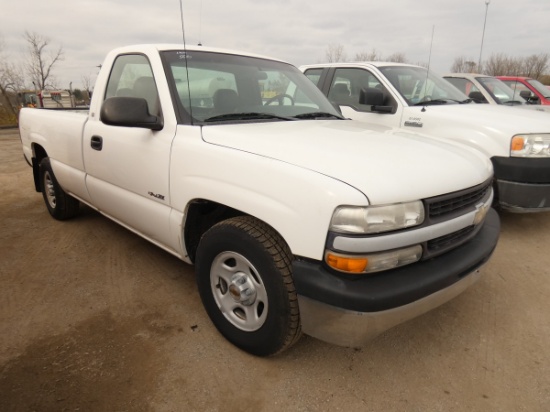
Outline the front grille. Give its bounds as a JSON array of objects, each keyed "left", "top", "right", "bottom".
[
  {"left": 419, "top": 178, "right": 492, "bottom": 259},
  {"left": 427, "top": 225, "right": 476, "bottom": 254},
  {"left": 427, "top": 179, "right": 492, "bottom": 219}
]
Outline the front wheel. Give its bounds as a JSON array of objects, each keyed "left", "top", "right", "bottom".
[
  {"left": 195, "top": 216, "right": 302, "bottom": 356},
  {"left": 39, "top": 158, "right": 79, "bottom": 220}
]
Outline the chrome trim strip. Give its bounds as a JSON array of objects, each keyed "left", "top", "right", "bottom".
[{"left": 332, "top": 190, "right": 493, "bottom": 253}]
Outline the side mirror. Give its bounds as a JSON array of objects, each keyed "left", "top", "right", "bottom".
[
  {"left": 359, "top": 87, "right": 393, "bottom": 113},
  {"left": 100, "top": 97, "right": 163, "bottom": 130},
  {"left": 519, "top": 90, "right": 539, "bottom": 104},
  {"left": 468, "top": 91, "right": 488, "bottom": 104}
]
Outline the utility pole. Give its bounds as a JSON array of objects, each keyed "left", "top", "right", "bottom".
[{"left": 478, "top": 1, "right": 491, "bottom": 73}]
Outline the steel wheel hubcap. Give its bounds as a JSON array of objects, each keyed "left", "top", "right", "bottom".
[
  {"left": 44, "top": 171, "right": 56, "bottom": 209},
  {"left": 210, "top": 251, "right": 268, "bottom": 331}
]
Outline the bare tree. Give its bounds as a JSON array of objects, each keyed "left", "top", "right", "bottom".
[
  {"left": 483, "top": 53, "right": 510, "bottom": 76},
  {"left": 354, "top": 48, "right": 381, "bottom": 62},
  {"left": 450, "top": 56, "right": 479, "bottom": 73},
  {"left": 25, "top": 31, "right": 64, "bottom": 90},
  {"left": 386, "top": 52, "right": 408, "bottom": 63},
  {"left": 522, "top": 53, "right": 549, "bottom": 80},
  {"left": 0, "top": 36, "right": 25, "bottom": 121},
  {"left": 81, "top": 74, "right": 94, "bottom": 103},
  {"left": 325, "top": 44, "right": 347, "bottom": 63}
]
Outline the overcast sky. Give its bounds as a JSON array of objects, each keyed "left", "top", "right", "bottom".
[{"left": 2, "top": 0, "right": 549, "bottom": 89}]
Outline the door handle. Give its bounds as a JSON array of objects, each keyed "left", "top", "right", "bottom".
[{"left": 90, "top": 135, "right": 103, "bottom": 151}]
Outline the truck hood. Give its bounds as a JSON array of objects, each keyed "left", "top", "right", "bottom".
[
  {"left": 201, "top": 120, "right": 493, "bottom": 205},
  {"left": 520, "top": 104, "right": 550, "bottom": 113},
  {"left": 404, "top": 103, "right": 550, "bottom": 156}
]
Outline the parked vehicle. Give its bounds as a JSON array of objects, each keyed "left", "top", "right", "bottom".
[
  {"left": 301, "top": 62, "right": 550, "bottom": 212},
  {"left": 19, "top": 45, "right": 499, "bottom": 356},
  {"left": 18, "top": 90, "right": 74, "bottom": 109},
  {"left": 443, "top": 73, "right": 550, "bottom": 113},
  {"left": 444, "top": 73, "right": 516, "bottom": 105},
  {"left": 497, "top": 76, "right": 550, "bottom": 106},
  {"left": 38, "top": 90, "right": 74, "bottom": 108}
]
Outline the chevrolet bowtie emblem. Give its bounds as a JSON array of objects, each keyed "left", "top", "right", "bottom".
[{"left": 473, "top": 202, "right": 489, "bottom": 225}]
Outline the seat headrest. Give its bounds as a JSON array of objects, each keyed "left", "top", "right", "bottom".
[
  {"left": 213, "top": 89, "right": 239, "bottom": 112},
  {"left": 133, "top": 77, "right": 158, "bottom": 114}
]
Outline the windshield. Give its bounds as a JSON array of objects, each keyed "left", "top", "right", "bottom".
[
  {"left": 526, "top": 79, "right": 550, "bottom": 99},
  {"left": 162, "top": 50, "right": 341, "bottom": 124},
  {"left": 477, "top": 77, "right": 527, "bottom": 105},
  {"left": 379, "top": 66, "right": 469, "bottom": 105}
]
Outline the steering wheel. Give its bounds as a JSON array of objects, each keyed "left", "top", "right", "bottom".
[{"left": 264, "top": 94, "right": 295, "bottom": 106}]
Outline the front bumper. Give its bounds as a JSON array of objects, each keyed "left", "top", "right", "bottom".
[
  {"left": 492, "top": 156, "right": 550, "bottom": 212},
  {"left": 292, "top": 208, "right": 500, "bottom": 347},
  {"left": 496, "top": 180, "right": 550, "bottom": 212}
]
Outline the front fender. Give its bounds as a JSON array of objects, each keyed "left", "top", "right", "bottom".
[{"left": 169, "top": 129, "right": 368, "bottom": 260}]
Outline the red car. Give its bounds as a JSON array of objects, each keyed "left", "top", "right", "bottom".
[{"left": 497, "top": 76, "right": 550, "bottom": 105}]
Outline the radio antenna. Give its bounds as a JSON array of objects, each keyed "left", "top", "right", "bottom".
[
  {"left": 198, "top": 0, "right": 203, "bottom": 46},
  {"left": 179, "top": 0, "right": 186, "bottom": 46},
  {"left": 420, "top": 25, "right": 435, "bottom": 112},
  {"left": 178, "top": 0, "right": 194, "bottom": 122},
  {"left": 426, "top": 25, "right": 435, "bottom": 74}
]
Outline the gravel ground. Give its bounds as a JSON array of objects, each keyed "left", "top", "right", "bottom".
[{"left": 1, "top": 127, "right": 549, "bottom": 411}]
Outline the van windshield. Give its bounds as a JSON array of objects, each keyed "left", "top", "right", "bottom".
[{"left": 162, "top": 50, "right": 342, "bottom": 124}]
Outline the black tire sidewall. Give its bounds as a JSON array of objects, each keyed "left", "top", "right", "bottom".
[
  {"left": 39, "top": 158, "right": 78, "bottom": 220},
  {"left": 196, "top": 220, "right": 293, "bottom": 356}
]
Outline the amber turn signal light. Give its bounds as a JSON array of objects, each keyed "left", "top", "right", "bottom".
[{"left": 326, "top": 253, "right": 368, "bottom": 273}]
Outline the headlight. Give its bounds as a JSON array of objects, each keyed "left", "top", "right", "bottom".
[
  {"left": 330, "top": 201, "right": 425, "bottom": 234},
  {"left": 511, "top": 134, "right": 550, "bottom": 157}
]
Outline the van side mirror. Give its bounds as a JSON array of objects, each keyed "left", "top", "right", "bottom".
[{"left": 100, "top": 97, "right": 163, "bottom": 130}]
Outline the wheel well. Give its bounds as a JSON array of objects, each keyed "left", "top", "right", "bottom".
[{"left": 184, "top": 200, "right": 244, "bottom": 263}]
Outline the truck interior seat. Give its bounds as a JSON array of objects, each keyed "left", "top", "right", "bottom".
[
  {"left": 213, "top": 89, "right": 239, "bottom": 113},
  {"left": 133, "top": 77, "right": 159, "bottom": 115},
  {"left": 116, "top": 88, "right": 134, "bottom": 97}
]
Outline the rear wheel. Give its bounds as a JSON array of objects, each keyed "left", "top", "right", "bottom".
[
  {"left": 39, "top": 158, "right": 79, "bottom": 220},
  {"left": 195, "top": 216, "right": 302, "bottom": 356}
]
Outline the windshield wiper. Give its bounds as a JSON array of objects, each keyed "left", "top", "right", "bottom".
[
  {"left": 292, "top": 112, "right": 343, "bottom": 120},
  {"left": 414, "top": 98, "right": 465, "bottom": 106},
  {"left": 503, "top": 100, "right": 524, "bottom": 106},
  {"left": 203, "top": 112, "right": 295, "bottom": 122}
]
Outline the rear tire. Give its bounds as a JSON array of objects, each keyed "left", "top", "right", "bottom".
[
  {"left": 39, "top": 158, "right": 79, "bottom": 220},
  {"left": 195, "top": 216, "right": 302, "bottom": 356}
]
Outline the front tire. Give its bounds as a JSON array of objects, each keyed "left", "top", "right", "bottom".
[
  {"left": 196, "top": 216, "right": 302, "bottom": 356},
  {"left": 39, "top": 158, "right": 79, "bottom": 220}
]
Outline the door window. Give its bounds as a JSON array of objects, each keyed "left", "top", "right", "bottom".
[
  {"left": 104, "top": 54, "right": 160, "bottom": 116},
  {"left": 329, "top": 68, "right": 392, "bottom": 112},
  {"left": 303, "top": 68, "right": 323, "bottom": 86}
]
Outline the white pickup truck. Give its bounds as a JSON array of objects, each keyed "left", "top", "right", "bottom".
[
  {"left": 301, "top": 62, "right": 550, "bottom": 212},
  {"left": 19, "top": 44, "right": 499, "bottom": 356},
  {"left": 443, "top": 73, "right": 550, "bottom": 113}
]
